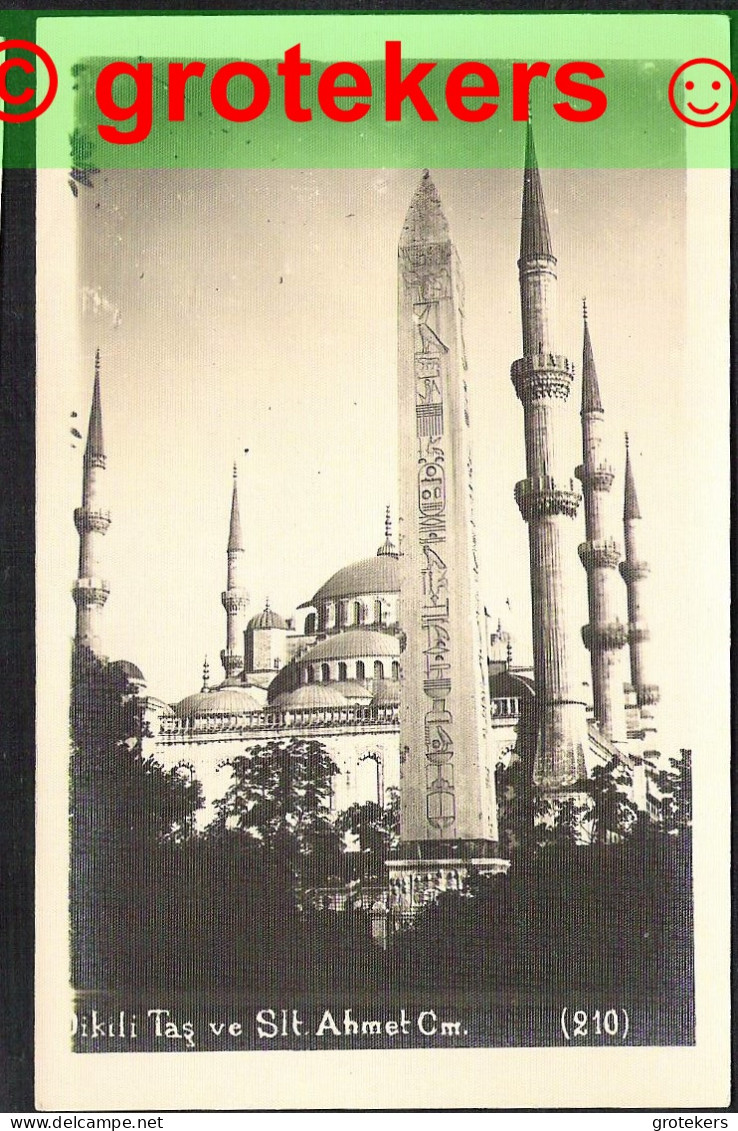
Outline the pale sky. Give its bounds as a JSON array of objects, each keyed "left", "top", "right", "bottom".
[{"left": 59, "top": 161, "right": 725, "bottom": 757}]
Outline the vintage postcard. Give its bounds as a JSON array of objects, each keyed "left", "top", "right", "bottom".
[{"left": 31, "top": 12, "right": 730, "bottom": 1111}]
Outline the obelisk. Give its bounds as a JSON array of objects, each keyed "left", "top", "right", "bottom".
[{"left": 392, "top": 172, "right": 501, "bottom": 902}]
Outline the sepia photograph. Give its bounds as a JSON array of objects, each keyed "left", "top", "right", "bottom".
[{"left": 31, "top": 15, "right": 731, "bottom": 1110}]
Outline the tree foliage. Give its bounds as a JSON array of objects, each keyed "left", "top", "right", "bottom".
[
  {"left": 70, "top": 650, "right": 203, "bottom": 987},
  {"left": 335, "top": 787, "right": 400, "bottom": 876},
  {"left": 587, "top": 757, "right": 640, "bottom": 844}
]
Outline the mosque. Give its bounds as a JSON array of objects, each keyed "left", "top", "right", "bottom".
[{"left": 72, "top": 130, "right": 669, "bottom": 851}]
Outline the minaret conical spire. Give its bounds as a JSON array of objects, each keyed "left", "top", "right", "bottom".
[
  {"left": 85, "top": 349, "right": 105, "bottom": 463},
  {"left": 581, "top": 301, "right": 603, "bottom": 415},
  {"left": 399, "top": 170, "right": 450, "bottom": 248},
  {"left": 520, "top": 123, "right": 554, "bottom": 263},
  {"left": 228, "top": 462, "right": 244, "bottom": 552},
  {"left": 624, "top": 433, "right": 641, "bottom": 520}
]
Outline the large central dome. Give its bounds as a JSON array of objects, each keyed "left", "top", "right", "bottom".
[{"left": 300, "top": 554, "right": 400, "bottom": 608}]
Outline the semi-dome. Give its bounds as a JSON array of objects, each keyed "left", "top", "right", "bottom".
[
  {"left": 332, "top": 680, "right": 373, "bottom": 701},
  {"left": 174, "top": 686, "right": 263, "bottom": 718},
  {"left": 272, "top": 684, "right": 349, "bottom": 710},
  {"left": 248, "top": 602, "right": 287, "bottom": 631},
  {"left": 302, "top": 628, "right": 400, "bottom": 663},
  {"left": 300, "top": 555, "right": 400, "bottom": 608}
]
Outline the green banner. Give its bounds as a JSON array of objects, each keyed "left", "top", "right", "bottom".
[{"left": 0, "top": 12, "right": 730, "bottom": 167}]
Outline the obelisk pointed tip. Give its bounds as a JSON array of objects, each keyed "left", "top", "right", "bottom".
[{"left": 399, "top": 170, "right": 450, "bottom": 248}]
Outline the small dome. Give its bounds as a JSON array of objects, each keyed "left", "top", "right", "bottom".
[
  {"left": 371, "top": 678, "right": 400, "bottom": 706},
  {"left": 489, "top": 669, "right": 536, "bottom": 701},
  {"left": 108, "top": 659, "right": 146, "bottom": 684},
  {"left": 273, "top": 684, "right": 349, "bottom": 710},
  {"left": 303, "top": 628, "right": 400, "bottom": 663},
  {"left": 248, "top": 602, "right": 287, "bottom": 631},
  {"left": 174, "top": 686, "right": 263, "bottom": 718},
  {"left": 300, "top": 555, "right": 400, "bottom": 608}
]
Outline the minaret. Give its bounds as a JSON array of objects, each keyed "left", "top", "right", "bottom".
[
  {"left": 575, "top": 304, "right": 628, "bottom": 742},
  {"left": 73, "top": 351, "right": 111, "bottom": 657},
  {"left": 619, "top": 436, "right": 659, "bottom": 708},
  {"left": 220, "top": 463, "right": 249, "bottom": 680},
  {"left": 396, "top": 171, "right": 500, "bottom": 866},
  {"left": 511, "top": 126, "right": 589, "bottom": 798}
]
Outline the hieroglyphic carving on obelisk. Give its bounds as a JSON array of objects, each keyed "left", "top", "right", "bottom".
[{"left": 396, "top": 172, "right": 498, "bottom": 854}]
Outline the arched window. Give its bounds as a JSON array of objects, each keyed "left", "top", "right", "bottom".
[
  {"left": 338, "top": 661, "right": 347, "bottom": 681},
  {"left": 319, "top": 604, "right": 329, "bottom": 631},
  {"left": 305, "top": 612, "right": 316, "bottom": 635},
  {"left": 308, "top": 665, "right": 316, "bottom": 684},
  {"left": 338, "top": 600, "right": 348, "bottom": 627},
  {"left": 354, "top": 601, "right": 362, "bottom": 625},
  {"left": 321, "top": 663, "right": 330, "bottom": 683},
  {"left": 374, "top": 599, "right": 383, "bottom": 624},
  {"left": 356, "top": 660, "right": 365, "bottom": 681},
  {"left": 392, "top": 661, "right": 400, "bottom": 681},
  {"left": 374, "top": 660, "right": 384, "bottom": 680}
]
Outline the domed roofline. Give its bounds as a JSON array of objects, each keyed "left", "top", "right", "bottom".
[
  {"left": 301, "top": 627, "right": 400, "bottom": 663},
  {"left": 174, "top": 686, "right": 263, "bottom": 719},
  {"left": 272, "top": 684, "right": 349, "bottom": 710},
  {"left": 248, "top": 599, "right": 288, "bottom": 631},
  {"left": 299, "top": 553, "right": 400, "bottom": 608}
]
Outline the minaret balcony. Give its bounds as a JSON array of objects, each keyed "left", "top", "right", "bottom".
[
  {"left": 221, "top": 649, "right": 245, "bottom": 675},
  {"left": 575, "top": 463, "right": 615, "bottom": 492},
  {"left": 72, "top": 577, "right": 110, "bottom": 608},
  {"left": 581, "top": 620, "right": 628, "bottom": 651},
  {"left": 83, "top": 452, "right": 107, "bottom": 471},
  {"left": 637, "top": 684, "right": 660, "bottom": 707},
  {"left": 514, "top": 476, "right": 581, "bottom": 522},
  {"left": 74, "top": 507, "right": 111, "bottom": 535},
  {"left": 511, "top": 354, "right": 574, "bottom": 404},
  {"left": 628, "top": 623, "right": 651, "bottom": 645},
  {"left": 619, "top": 560, "right": 650, "bottom": 583},
  {"left": 578, "top": 539, "right": 622, "bottom": 571},
  {"left": 222, "top": 589, "right": 249, "bottom": 614}
]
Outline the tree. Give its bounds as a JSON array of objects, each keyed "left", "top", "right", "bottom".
[
  {"left": 494, "top": 745, "right": 534, "bottom": 855},
  {"left": 588, "top": 757, "right": 639, "bottom": 843},
  {"left": 533, "top": 794, "right": 595, "bottom": 848},
  {"left": 335, "top": 788, "right": 400, "bottom": 877},
  {"left": 213, "top": 738, "right": 342, "bottom": 886},
  {"left": 650, "top": 748, "right": 692, "bottom": 836},
  {"left": 70, "top": 649, "right": 203, "bottom": 988}
]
